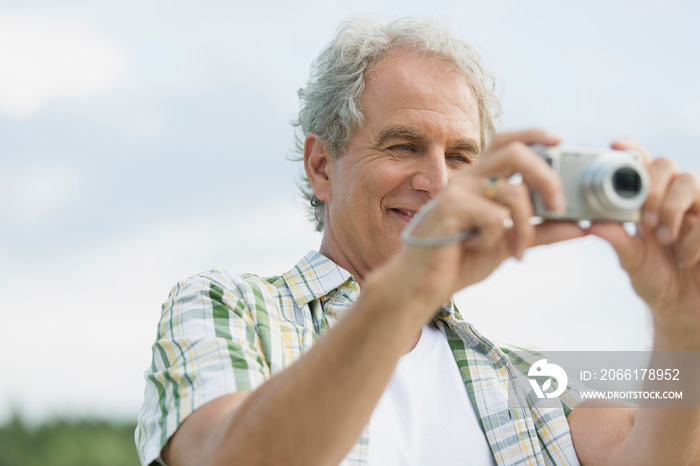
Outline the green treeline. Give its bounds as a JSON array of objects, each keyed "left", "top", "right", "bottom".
[{"left": 0, "top": 416, "right": 139, "bottom": 466}]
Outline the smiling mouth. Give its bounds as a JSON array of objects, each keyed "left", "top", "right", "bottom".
[{"left": 390, "top": 208, "right": 417, "bottom": 222}]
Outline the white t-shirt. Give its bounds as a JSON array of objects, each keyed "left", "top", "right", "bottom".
[{"left": 367, "top": 322, "right": 498, "bottom": 465}]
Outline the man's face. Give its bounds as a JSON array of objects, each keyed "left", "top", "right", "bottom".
[{"left": 321, "top": 48, "right": 481, "bottom": 278}]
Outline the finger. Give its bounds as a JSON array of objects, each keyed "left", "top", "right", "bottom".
[
  {"left": 656, "top": 172, "right": 700, "bottom": 245},
  {"left": 532, "top": 221, "right": 588, "bottom": 247},
  {"left": 588, "top": 223, "right": 642, "bottom": 272},
  {"left": 677, "top": 214, "right": 700, "bottom": 269},
  {"left": 611, "top": 137, "right": 652, "bottom": 165},
  {"left": 491, "top": 183, "right": 534, "bottom": 260},
  {"left": 408, "top": 174, "right": 508, "bottom": 248},
  {"left": 457, "top": 195, "right": 512, "bottom": 251},
  {"left": 488, "top": 128, "right": 562, "bottom": 152},
  {"left": 642, "top": 157, "right": 677, "bottom": 229},
  {"left": 478, "top": 141, "right": 566, "bottom": 213}
]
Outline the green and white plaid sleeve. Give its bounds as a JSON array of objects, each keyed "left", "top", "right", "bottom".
[{"left": 135, "top": 268, "right": 273, "bottom": 466}]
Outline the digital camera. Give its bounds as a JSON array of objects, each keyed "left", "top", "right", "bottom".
[{"left": 529, "top": 145, "right": 649, "bottom": 223}]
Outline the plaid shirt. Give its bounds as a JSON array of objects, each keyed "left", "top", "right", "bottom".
[{"left": 136, "top": 251, "right": 584, "bottom": 465}]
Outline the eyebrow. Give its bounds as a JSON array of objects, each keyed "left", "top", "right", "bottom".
[
  {"left": 374, "top": 125, "right": 481, "bottom": 155},
  {"left": 374, "top": 126, "right": 425, "bottom": 146}
]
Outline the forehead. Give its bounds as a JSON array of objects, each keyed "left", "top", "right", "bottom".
[{"left": 360, "top": 48, "right": 481, "bottom": 145}]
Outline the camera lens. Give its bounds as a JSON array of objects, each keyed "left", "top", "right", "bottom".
[
  {"left": 612, "top": 168, "right": 642, "bottom": 199},
  {"left": 582, "top": 151, "right": 649, "bottom": 218}
]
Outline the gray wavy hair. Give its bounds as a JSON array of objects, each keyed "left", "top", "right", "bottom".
[{"left": 291, "top": 16, "right": 502, "bottom": 231}]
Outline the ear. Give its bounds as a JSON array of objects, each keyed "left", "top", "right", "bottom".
[{"left": 303, "top": 134, "right": 332, "bottom": 202}]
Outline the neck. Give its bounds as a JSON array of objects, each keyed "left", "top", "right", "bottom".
[{"left": 319, "top": 234, "right": 368, "bottom": 286}]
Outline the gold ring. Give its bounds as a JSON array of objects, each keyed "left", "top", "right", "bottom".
[{"left": 482, "top": 176, "right": 506, "bottom": 199}]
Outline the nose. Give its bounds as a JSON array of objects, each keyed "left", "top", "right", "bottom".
[{"left": 410, "top": 149, "right": 449, "bottom": 197}]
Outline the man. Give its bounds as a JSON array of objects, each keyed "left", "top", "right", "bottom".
[{"left": 136, "top": 17, "right": 700, "bottom": 465}]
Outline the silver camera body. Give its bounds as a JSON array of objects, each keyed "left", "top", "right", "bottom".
[{"left": 530, "top": 145, "right": 649, "bottom": 223}]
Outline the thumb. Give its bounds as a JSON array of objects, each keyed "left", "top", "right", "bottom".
[{"left": 588, "top": 223, "right": 641, "bottom": 271}]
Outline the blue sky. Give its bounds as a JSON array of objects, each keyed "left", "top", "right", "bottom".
[{"left": 1, "top": 0, "right": 698, "bottom": 423}]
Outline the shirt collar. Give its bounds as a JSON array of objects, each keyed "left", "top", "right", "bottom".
[
  {"left": 282, "top": 252, "right": 464, "bottom": 323},
  {"left": 282, "top": 251, "right": 356, "bottom": 308},
  {"left": 435, "top": 297, "right": 461, "bottom": 321}
]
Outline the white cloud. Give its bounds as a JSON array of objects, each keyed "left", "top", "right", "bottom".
[
  {"left": 0, "top": 163, "right": 80, "bottom": 228},
  {"left": 0, "top": 14, "right": 127, "bottom": 118}
]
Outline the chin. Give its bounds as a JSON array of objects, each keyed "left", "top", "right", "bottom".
[{"left": 379, "top": 239, "right": 404, "bottom": 260}]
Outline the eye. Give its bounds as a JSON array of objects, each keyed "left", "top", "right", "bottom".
[
  {"left": 447, "top": 154, "right": 473, "bottom": 165},
  {"left": 390, "top": 144, "right": 414, "bottom": 152}
]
